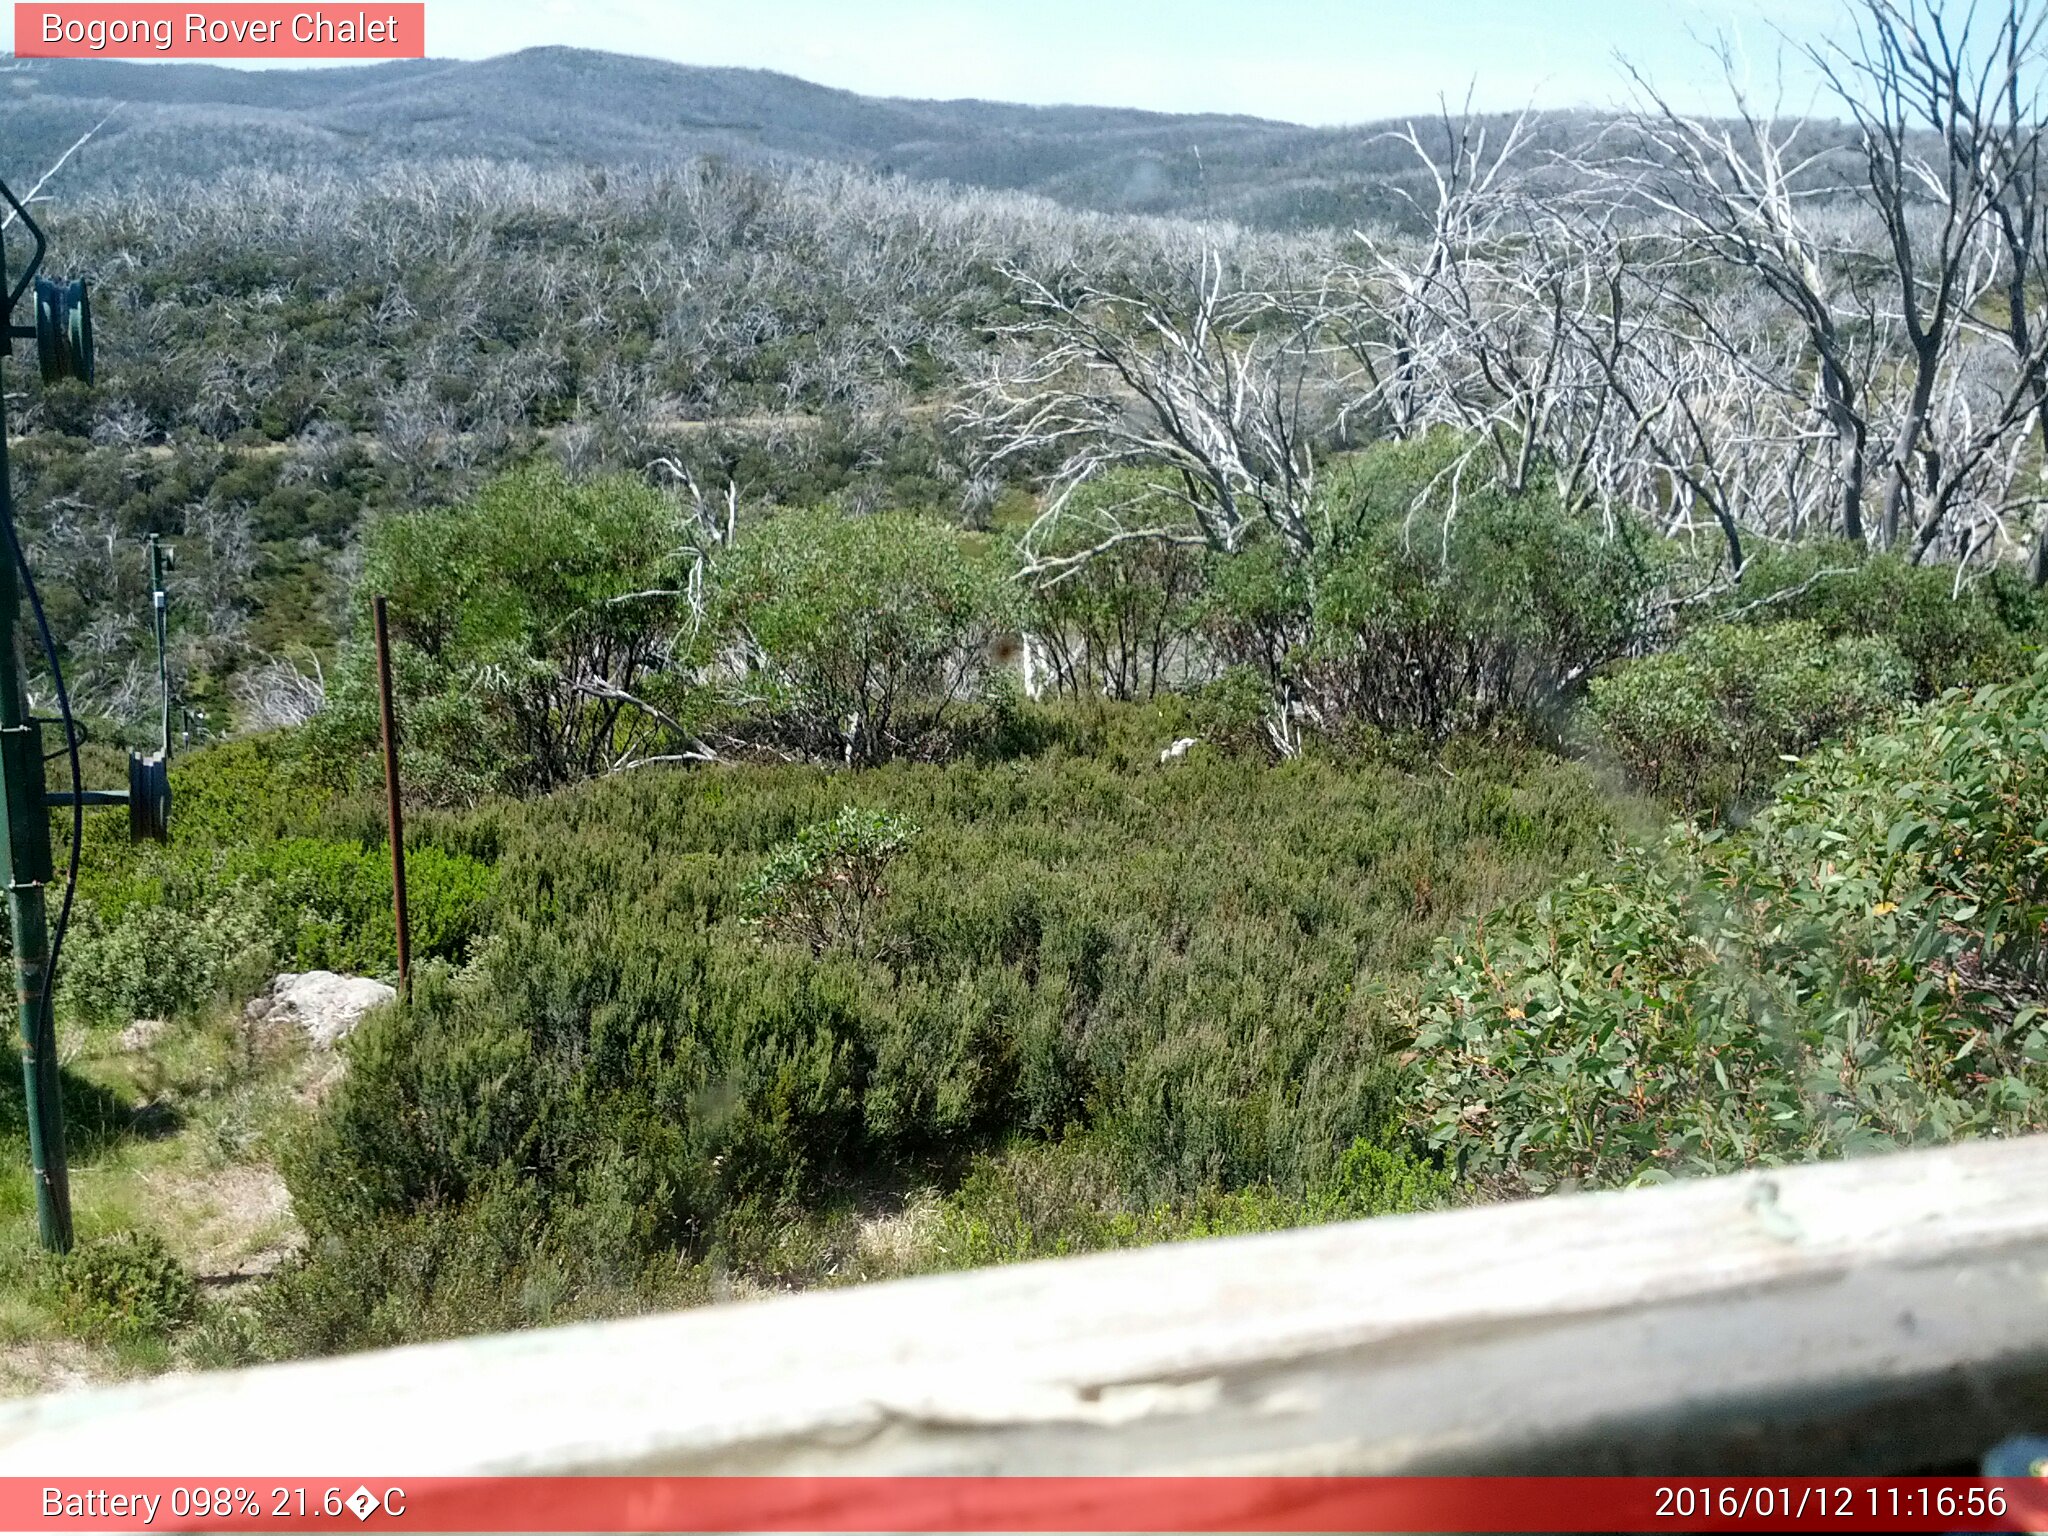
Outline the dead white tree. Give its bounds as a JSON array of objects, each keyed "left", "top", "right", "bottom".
[
  {"left": 1403, "top": 195, "right": 1639, "bottom": 511},
  {"left": 1326, "top": 104, "right": 1538, "bottom": 448},
  {"left": 644, "top": 456, "right": 742, "bottom": 643},
  {"left": 231, "top": 652, "right": 327, "bottom": 730},
  {"left": 0, "top": 107, "right": 120, "bottom": 229},
  {"left": 1806, "top": 0, "right": 2017, "bottom": 552},
  {"left": 1615, "top": 52, "right": 1882, "bottom": 547},
  {"left": 1865, "top": 0, "right": 2048, "bottom": 574},
  {"left": 962, "top": 250, "right": 1330, "bottom": 579}
]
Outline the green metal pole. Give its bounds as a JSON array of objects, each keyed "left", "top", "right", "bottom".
[
  {"left": 0, "top": 352, "right": 72, "bottom": 1254},
  {"left": 149, "top": 535, "right": 169, "bottom": 757}
]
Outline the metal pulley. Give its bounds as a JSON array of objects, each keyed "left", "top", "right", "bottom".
[
  {"left": 34, "top": 276, "right": 92, "bottom": 386},
  {"left": 127, "top": 750, "right": 169, "bottom": 843}
]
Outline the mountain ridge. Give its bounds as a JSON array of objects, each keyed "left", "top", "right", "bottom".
[{"left": 0, "top": 45, "right": 1559, "bottom": 228}]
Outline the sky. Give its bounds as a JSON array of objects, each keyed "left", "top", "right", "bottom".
[{"left": 2, "top": 0, "right": 1849, "bottom": 123}]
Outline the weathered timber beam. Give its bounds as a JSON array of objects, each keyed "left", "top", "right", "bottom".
[{"left": 1, "top": 1136, "right": 2044, "bottom": 1475}]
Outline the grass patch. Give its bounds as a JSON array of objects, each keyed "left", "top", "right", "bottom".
[{"left": 0, "top": 1008, "right": 317, "bottom": 1395}]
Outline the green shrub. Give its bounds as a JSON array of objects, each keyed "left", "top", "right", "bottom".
[
  {"left": 742, "top": 806, "right": 917, "bottom": 956},
  {"left": 925, "top": 1134, "right": 1451, "bottom": 1269},
  {"left": 1197, "top": 435, "right": 1661, "bottom": 746},
  {"left": 1308, "top": 439, "right": 1659, "bottom": 739},
  {"left": 62, "top": 737, "right": 498, "bottom": 1022},
  {"left": 1024, "top": 471, "right": 1207, "bottom": 701},
  {"left": 1717, "top": 545, "right": 2047, "bottom": 696},
  {"left": 278, "top": 739, "right": 1621, "bottom": 1347},
  {"left": 254, "top": 1175, "right": 688, "bottom": 1358},
  {"left": 48, "top": 1230, "right": 198, "bottom": 1342},
  {"left": 1194, "top": 539, "right": 1309, "bottom": 745},
  {"left": 1311, "top": 1136, "right": 1454, "bottom": 1218},
  {"left": 1589, "top": 620, "right": 1910, "bottom": 808},
  {"left": 62, "top": 889, "right": 271, "bottom": 1026},
  {"left": 714, "top": 508, "right": 1019, "bottom": 763},
  {"left": 303, "top": 465, "right": 709, "bottom": 800},
  {"left": 158, "top": 735, "right": 330, "bottom": 850},
  {"left": 1413, "top": 662, "right": 2048, "bottom": 1196},
  {"left": 1744, "top": 665, "right": 2048, "bottom": 1002},
  {"left": 226, "top": 838, "right": 496, "bottom": 975},
  {"left": 67, "top": 832, "right": 494, "bottom": 1020}
]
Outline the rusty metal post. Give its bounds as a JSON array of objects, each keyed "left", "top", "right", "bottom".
[{"left": 372, "top": 596, "right": 411, "bottom": 994}]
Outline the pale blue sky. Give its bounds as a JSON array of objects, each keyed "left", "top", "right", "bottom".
[{"left": 4, "top": 1, "right": 1848, "bottom": 123}]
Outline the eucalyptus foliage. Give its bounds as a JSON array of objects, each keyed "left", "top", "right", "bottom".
[
  {"left": 715, "top": 509, "right": 1018, "bottom": 764},
  {"left": 307, "top": 465, "right": 706, "bottom": 799},
  {"left": 1415, "top": 663, "right": 2048, "bottom": 1194},
  {"left": 1589, "top": 621, "right": 1911, "bottom": 810},
  {"left": 742, "top": 806, "right": 918, "bottom": 957}
]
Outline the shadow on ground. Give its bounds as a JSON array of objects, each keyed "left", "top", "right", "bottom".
[{"left": 0, "top": 1044, "right": 183, "bottom": 1163}]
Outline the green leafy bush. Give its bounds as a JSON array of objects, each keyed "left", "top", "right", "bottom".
[
  {"left": 1716, "top": 545, "right": 2048, "bottom": 697},
  {"left": 925, "top": 1134, "right": 1451, "bottom": 1268},
  {"left": 277, "top": 739, "right": 1619, "bottom": 1349},
  {"left": 742, "top": 806, "right": 917, "bottom": 956},
  {"left": 303, "top": 465, "right": 708, "bottom": 801},
  {"left": 714, "top": 508, "right": 1019, "bottom": 763},
  {"left": 48, "top": 1230, "right": 198, "bottom": 1341},
  {"left": 1413, "top": 663, "right": 2048, "bottom": 1196},
  {"left": 253, "top": 1174, "right": 689, "bottom": 1358},
  {"left": 1743, "top": 666, "right": 2048, "bottom": 1004},
  {"left": 1024, "top": 471, "right": 1207, "bottom": 702},
  {"left": 1589, "top": 620, "right": 1910, "bottom": 808},
  {"left": 63, "top": 739, "right": 498, "bottom": 1022},
  {"left": 62, "top": 890, "right": 271, "bottom": 1026},
  {"left": 1308, "top": 439, "right": 1659, "bottom": 739},
  {"left": 225, "top": 839, "right": 496, "bottom": 976},
  {"left": 1197, "top": 435, "right": 1661, "bottom": 746},
  {"left": 1314, "top": 1136, "right": 1455, "bottom": 1216},
  {"left": 1194, "top": 540, "right": 1309, "bottom": 746}
]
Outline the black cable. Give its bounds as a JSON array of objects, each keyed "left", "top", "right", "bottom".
[
  {"left": 0, "top": 513, "right": 82, "bottom": 1054},
  {"left": 41, "top": 714, "right": 87, "bottom": 760}
]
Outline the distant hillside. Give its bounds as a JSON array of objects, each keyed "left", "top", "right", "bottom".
[{"left": 0, "top": 47, "right": 1596, "bottom": 229}]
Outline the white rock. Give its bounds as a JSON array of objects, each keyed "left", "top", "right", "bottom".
[
  {"left": 260, "top": 971, "right": 397, "bottom": 1048},
  {"left": 119, "top": 1018, "right": 170, "bottom": 1053}
]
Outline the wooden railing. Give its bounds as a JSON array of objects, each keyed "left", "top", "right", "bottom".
[{"left": 1, "top": 1136, "right": 2044, "bottom": 1476}]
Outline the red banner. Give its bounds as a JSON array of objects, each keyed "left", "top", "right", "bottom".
[
  {"left": 13, "top": 5, "right": 424, "bottom": 59},
  {"left": 2, "top": 1477, "right": 2046, "bottom": 1533}
]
